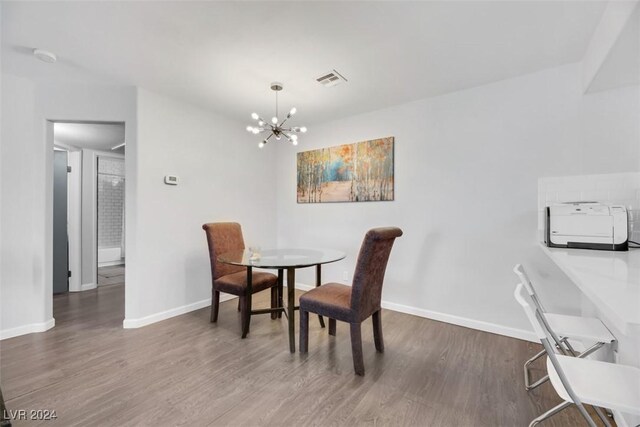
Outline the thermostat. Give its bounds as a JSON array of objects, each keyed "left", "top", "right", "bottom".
[{"left": 164, "top": 175, "right": 179, "bottom": 185}]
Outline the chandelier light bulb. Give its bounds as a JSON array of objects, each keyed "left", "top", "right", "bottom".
[
  {"left": 291, "top": 134, "right": 298, "bottom": 141},
  {"left": 300, "top": 127, "right": 307, "bottom": 133},
  {"left": 258, "top": 120, "right": 265, "bottom": 126},
  {"left": 252, "top": 128, "right": 260, "bottom": 134},
  {"left": 289, "top": 107, "right": 297, "bottom": 116},
  {"left": 251, "top": 112, "right": 259, "bottom": 120},
  {"left": 292, "top": 140, "right": 298, "bottom": 146},
  {"left": 246, "top": 126, "right": 253, "bottom": 132},
  {"left": 272, "top": 116, "right": 278, "bottom": 124},
  {"left": 259, "top": 141, "right": 265, "bottom": 148}
]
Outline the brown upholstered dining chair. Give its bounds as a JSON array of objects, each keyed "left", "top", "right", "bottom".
[
  {"left": 299, "top": 227, "right": 403, "bottom": 375},
  {"left": 202, "top": 222, "right": 278, "bottom": 337}
]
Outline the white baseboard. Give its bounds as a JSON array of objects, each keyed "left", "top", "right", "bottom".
[
  {"left": 122, "top": 281, "right": 536, "bottom": 343},
  {"left": 81, "top": 282, "right": 97, "bottom": 291},
  {"left": 293, "top": 282, "right": 537, "bottom": 343},
  {"left": 122, "top": 294, "right": 236, "bottom": 329},
  {"left": 98, "top": 247, "right": 123, "bottom": 265},
  {"left": 380, "top": 300, "right": 537, "bottom": 343},
  {"left": 293, "top": 283, "right": 315, "bottom": 291},
  {"left": 1, "top": 318, "right": 55, "bottom": 340},
  {"left": 98, "top": 260, "right": 125, "bottom": 267}
]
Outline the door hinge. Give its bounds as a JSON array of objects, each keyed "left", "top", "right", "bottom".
[
  {"left": 68, "top": 270, "right": 72, "bottom": 278},
  {"left": 67, "top": 166, "right": 72, "bottom": 173}
]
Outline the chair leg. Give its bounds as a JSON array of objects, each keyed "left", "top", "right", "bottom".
[
  {"left": 328, "top": 318, "right": 336, "bottom": 336},
  {"left": 210, "top": 290, "right": 220, "bottom": 323},
  {"left": 372, "top": 310, "right": 384, "bottom": 353},
  {"left": 315, "top": 264, "right": 325, "bottom": 328},
  {"left": 277, "top": 269, "right": 284, "bottom": 319},
  {"left": 529, "top": 401, "right": 572, "bottom": 427},
  {"left": 350, "top": 322, "right": 365, "bottom": 376},
  {"left": 592, "top": 406, "right": 612, "bottom": 427},
  {"left": 300, "top": 310, "right": 309, "bottom": 353},
  {"left": 270, "top": 287, "right": 278, "bottom": 320},
  {"left": 240, "top": 296, "right": 251, "bottom": 338},
  {"left": 574, "top": 402, "right": 599, "bottom": 427},
  {"left": 524, "top": 349, "right": 548, "bottom": 391},
  {"left": 237, "top": 298, "right": 241, "bottom": 312}
]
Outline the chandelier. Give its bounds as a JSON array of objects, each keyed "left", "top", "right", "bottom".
[{"left": 246, "top": 82, "right": 307, "bottom": 148}]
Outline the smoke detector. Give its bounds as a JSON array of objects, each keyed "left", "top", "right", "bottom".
[
  {"left": 316, "top": 69, "right": 347, "bottom": 87},
  {"left": 33, "top": 49, "right": 57, "bottom": 63}
]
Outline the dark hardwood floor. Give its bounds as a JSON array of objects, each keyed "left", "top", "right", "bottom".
[{"left": 0, "top": 279, "right": 599, "bottom": 426}]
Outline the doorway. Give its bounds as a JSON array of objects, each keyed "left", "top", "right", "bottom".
[
  {"left": 52, "top": 149, "right": 69, "bottom": 294},
  {"left": 96, "top": 155, "right": 126, "bottom": 286},
  {"left": 51, "top": 122, "right": 126, "bottom": 302}
]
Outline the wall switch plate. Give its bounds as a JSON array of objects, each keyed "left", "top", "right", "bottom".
[{"left": 164, "top": 175, "right": 179, "bottom": 185}]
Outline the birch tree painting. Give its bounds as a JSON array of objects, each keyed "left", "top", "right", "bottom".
[{"left": 297, "top": 137, "right": 394, "bottom": 203}]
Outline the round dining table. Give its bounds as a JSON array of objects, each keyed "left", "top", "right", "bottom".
[{"left": 218, "top": 248, "right": 345, "bottom": 352}]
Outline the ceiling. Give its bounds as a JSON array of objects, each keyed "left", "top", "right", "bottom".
[
  {"left": 3, "top": 1, "right": 608, "bottom": 125},
  {"left": 54, "top": 122, "right": 126, "bottom": 153},
  {"left": 587, "top": 2, "right": 640, "bottom": 93}
]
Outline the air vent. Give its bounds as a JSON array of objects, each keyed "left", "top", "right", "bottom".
[{"left": 316, "top": 69, "right": 347, "bottom": 87}]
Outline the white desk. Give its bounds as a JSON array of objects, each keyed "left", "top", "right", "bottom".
[
  {"left": 540, "top": 243, "right": 640, "bottom": 335},
  {"left": 540, "top": 243, "right": 640, "bottom": 427}
]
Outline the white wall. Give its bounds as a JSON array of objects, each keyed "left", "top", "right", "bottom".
[
  {"left": 0, "top": 74, "right": 48, "bottom": 338},
  {"left": 1, "top": 79, "right": 278, "bottom": 336},
  {"left": 67, "top": 150, "right": 82, "bottom": 292},
  {"left": 2, "top": 62, "right": 638, "bottom": 341},
  {"left": 123, "top": 88, "right": 277, "bottom": 327},
  {"left": 0, "top": 77, "right": 137, "bottom": 339},
  {"left": 275, "top": 63, "right": 640, "bottom": 340}
]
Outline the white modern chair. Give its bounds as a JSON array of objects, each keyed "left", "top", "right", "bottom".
[
  {"left": 513, "top": 264, "right": 616, "bottom": 390},
  {"left": 514, "top": 283, "right": 640, "bottom": 427}
]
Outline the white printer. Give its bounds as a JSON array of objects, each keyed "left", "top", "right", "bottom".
[{"left": 545, "top": 202, "right": 628, "bottom": 251}]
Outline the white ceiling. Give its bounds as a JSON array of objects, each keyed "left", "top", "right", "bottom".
[
  {"left": 54, "top": 122, "right": 125, "bottom": 152},
  {"left": 588, "top": 2, "right": 640, "bottom": 93},
  {"left": 3, "top": 1, "right": 608, "bottom": 125}
]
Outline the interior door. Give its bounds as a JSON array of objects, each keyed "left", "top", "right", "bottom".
[{"left": 53, "top": 150, "right": 69, "bottom": 294}]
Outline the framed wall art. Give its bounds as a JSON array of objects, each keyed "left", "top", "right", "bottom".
[{"left": 297, "top": 137, "right": 394, "bottom": 203}]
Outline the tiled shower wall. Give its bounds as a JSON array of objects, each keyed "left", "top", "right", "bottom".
[
  {"left": 537, "top": 172, "right": 640, "bottom": 242},
  {"left": 98, "top": 158, "right": 125, "bottom": 249}
]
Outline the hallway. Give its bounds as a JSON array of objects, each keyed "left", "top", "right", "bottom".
[{"left": 98, "top": 265, "right": 125, "bottom": 287}]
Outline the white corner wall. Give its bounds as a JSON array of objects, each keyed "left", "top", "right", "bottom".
[
  {"left": 0, "top": 77, "right": 137, "bottom": 339},
  {"left": 275, "top": 63, "right": 640, "bottom": 341},
  {"left": 123, "top": 88, "right": 277, "bottom": 327},
  {"left": 0, "top": 74, "right": 48, "bottom": 338}
]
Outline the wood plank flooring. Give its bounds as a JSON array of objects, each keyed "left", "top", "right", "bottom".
[
  {"left": 97, "top": 265, "right": 125, "bottom": 286},
  {"left": 0, "top": 280, "right": 602, "bottom": 426}
]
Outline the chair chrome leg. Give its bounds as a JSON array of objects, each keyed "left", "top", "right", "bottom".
[
  {"left": 574, "top": 402, "right": 599, "bottom": 427},
  {"left": 577, "top": 342, "right": 604, "bottom": 359},
  {"left": 524, "top": 349, "right": 548, "bottom": 390},
  {"left": 592, "top": 406, "right": 612, "bottom": 427},
  {"left": 525, "top": 341, "right": 606, "bottom": 392},
  {"left": 529, "top": 401, "right": 572, "bottom": 427},
  {"left": 560, "top": 336, "right": 577, "bottom": 356}
]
